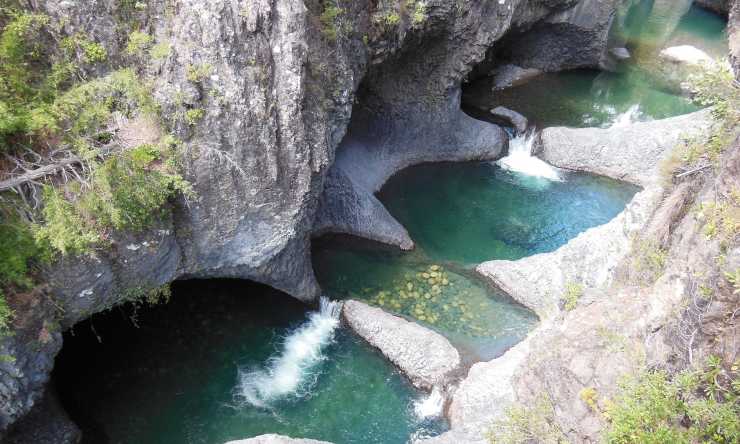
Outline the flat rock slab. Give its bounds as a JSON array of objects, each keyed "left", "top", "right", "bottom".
[
  {"left": 225, "top": 435, "right": 333, "bottom": 444},
  {"left": 342, "top": 300, "right": 461, "bottom": 391},
  {"left": 540, "top": 110, "right": 713, "bottom": 186}
]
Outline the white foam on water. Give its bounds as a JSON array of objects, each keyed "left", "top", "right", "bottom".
[
  {"left": 413, "top": 387, "right": 445, "bottom": 419},
  {"left": 496, "top": 132, "right": 563, "bottom": 182},
  {"left": 609, "top": 104, "right": 644, "bottom": 128},
  {"left": 235, "top": 297, "right": 341, "bottom": 408}
]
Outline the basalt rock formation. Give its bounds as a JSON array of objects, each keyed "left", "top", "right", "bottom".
[{"left": 0, "top": 0, "right": 663, "bottom": 440}]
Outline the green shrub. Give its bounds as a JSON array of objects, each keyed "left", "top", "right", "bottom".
[
  {"left": 320, "top": 3, "right": 343, "bottom": 41},
  {"left": 186, "top": 63, "right": 212, "bottom": 83},
  {"left": 185, "top": 108, "right": 205, "bottom": 125},
  {"left": 34, "top": 138, "right": 191, "bottom": 256},
  {"left": 125, "top": 30, "right": 152, "bottom": 56},
  {"left": 606, "top": 358, "right": 739, "bottom": 444},
  {"left": 33, "top": 187, "right": 101, "bottom": 255},
  {"left": 384, "top": 12, "right": 401, "bottom": 27},
  {"left": 0, "top": 215, "right": 46, "bottom": 332},
  {"left": 149, "top": 41, "right": 170, "bottom": 60},
  {"left": 0, "top": 292, "right": 13, "bottom": 333},
  {"left": 410, "top": 1, "right": 426, "bottom": 25},
  {"left": 562, "top": 281, "right": 583, "bottom": 311},
  {"left": 488, "top": 395, "right": 568, "bottom": 444},
  {"left": 630, "top": 238, "right": 667, "bottom": 285}
]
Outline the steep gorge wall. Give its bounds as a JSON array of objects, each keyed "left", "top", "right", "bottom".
[{"left": 0, "top": 0, "right": 632, "bottom": 439}]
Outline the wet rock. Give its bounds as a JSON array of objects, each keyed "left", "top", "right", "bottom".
[
  {"left": 610, "top": 47, "right": 631, "bottom": 60},
  {"left": 3, "top": 389, "right": 80, "bottom": 444},
  {"left": 479, "top": 111, "right": 714, "bottom": 318},
  {"left": 539, "top": 110, "right": 714, "bottom": 186},
  {"left": 225, "top": 435, "right": 333, "bottom": 444},
  {"left": 490, "top": 106, "right": 529, "bottom": 134},
  {"left": 477, "top": 187, "right": 663, "bottom": 318},
  {"left": 342, "top": 300, "right": 461, "bottom": 391},
  {"left": 660, "top": 45, "right": 713, "bottom": 65},
  {"left": 315, "top": 92, "right": 507, "bottom": 250},
  {"left": 694, "top": 0, "right": 730, "bottom": 15},
  {"left": 498, "top": 0, "right": 632, "bottom": 72},
  {"left": 490, "top": 64, "right": 543, "bottom": 90}
]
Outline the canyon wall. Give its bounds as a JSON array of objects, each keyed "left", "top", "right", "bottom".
[{"left": 0, "top": 0, "right": 638, "bottom": 439}]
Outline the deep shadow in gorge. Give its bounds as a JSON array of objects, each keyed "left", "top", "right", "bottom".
[{"left": 52, "top": 279, "right": 311, "bottom": 444}]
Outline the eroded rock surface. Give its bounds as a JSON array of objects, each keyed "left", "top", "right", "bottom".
[
  {"left": 477, "top": 187, "right": 662, "bottom": 319},
  {"left": 539, "top": 110, "right": 713, "bottom": 187},
  {"left": 342, "top": 300, "right": 461, "bottom": 391},
  {"left": 0, "top": 0, "right": 649, "bottom": 437}
]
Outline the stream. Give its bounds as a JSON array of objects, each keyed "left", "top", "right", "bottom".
[{"left": 53, "top": 2, "right": 728, "bottom": 443}]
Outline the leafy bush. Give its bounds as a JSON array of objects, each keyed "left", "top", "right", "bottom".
[
  {"left": 0, "top": 11, "right": 111, "bottom": 152},
  {"left": 630, "top": 238, "right": 668, "bottom": 285},
  {"left": 34, "top": 138, "right": 191, "bottom": 255},
  {"left": 320, "top": 3, "right": 344, "bottom": 41},
  {"left": 562, "top": 281, "right": 583, "bottom": 311},
  {"left": 606, "top": 357, "right": 740, "bottom": 444},
  {"left": 488, "top": 395, "right": 568, "bottom": 444},
  {"left": 125, "top": 30, "right": 152, "bottom": 56},
  {"left": 661, "top": 62, "right": 739, "bottom": 185}
]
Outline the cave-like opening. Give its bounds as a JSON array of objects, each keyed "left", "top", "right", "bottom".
[{"left": 52, "top": 279, "right": 310, "bottom": 444}]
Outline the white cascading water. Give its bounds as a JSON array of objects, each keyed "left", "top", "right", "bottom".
[
  {"left": 609, "top": 104, "right": 643, "bottom": 128},
  {"left": 413, "top": 386, "right": 445, "bottom": 419},
  {"left": 235, "top": 297, "right": 341, "bottom": 408},
  {"left": 496, "top": 132, "right": 563, "bottom": 181}
]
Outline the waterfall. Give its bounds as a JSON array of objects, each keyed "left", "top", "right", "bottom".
[
  {"left": 413, "top": 387, "right": 445, "bottom": 419},
  {"left": 496, "top": 132, "right": 563, "bottom": 182},
  {"left": 235, "top": 297, "right": 342, "bottom": 408}
]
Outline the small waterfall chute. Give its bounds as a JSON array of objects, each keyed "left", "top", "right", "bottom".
[
  {"left": 495, "top": 132, "right": 563, "bottom": 182},
  {"left": 235, "top": 297, "right": 342, "bottom": 408},
  {"left": 609, "top": 104, "right": 644, "bottom": 128},
  {"left": 413, "top": 387, "right": 445, "bottom": 419}
]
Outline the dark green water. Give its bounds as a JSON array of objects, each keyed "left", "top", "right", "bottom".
[
  {"left": 55, "top": 281, "right": 445, "bottom": 444},
  {"left": 462, "top": 2, "right": 727, "bottom": 128}
]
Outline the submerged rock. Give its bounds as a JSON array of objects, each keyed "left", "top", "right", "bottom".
[
  {"left": 342, "top": 300, "right": 461, "bottom": 391},
  {"left": 659, "top": 45, "right": 713, "bottom": 65},
  {"left": 490, "top": 106, "right": 529, "bottom": 134},
  {"left": 225, "top": 435, "right": 333, "bottom": 444}
]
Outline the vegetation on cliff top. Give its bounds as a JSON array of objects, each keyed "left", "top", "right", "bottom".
[{"left": 0, "top": 8, "right": 190, "bottom": 331}]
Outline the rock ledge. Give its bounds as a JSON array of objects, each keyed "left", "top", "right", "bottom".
[{"left": 342, "top": 300, "right": 461, "bottom": 391}]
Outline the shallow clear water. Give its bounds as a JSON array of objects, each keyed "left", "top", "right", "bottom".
[
  {"left": 377, "top": 163, "right": 640, "bottom": 265},
  {"left": 55, "top": 281, "right": 445, "bottom": 444},
  {"left": 462, "top": 3, "right": 727, "bottom": 128},
  {"left": 312, "top": 238, "right": 538, "bottom": 361}
]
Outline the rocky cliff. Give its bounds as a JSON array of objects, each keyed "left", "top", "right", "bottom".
[{"left": 0, "top": 0, "right": 659, "bottom": 440}]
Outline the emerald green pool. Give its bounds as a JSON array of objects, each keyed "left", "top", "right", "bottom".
[
  {"left": 55, "top": 281, "right": 446, "bottom": 444},
  {"left": 462, "top": 3, "right": 727, "bottom": 128},
  {"left": 378, "top": 163, "right": 639, "bottom": 265}
]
